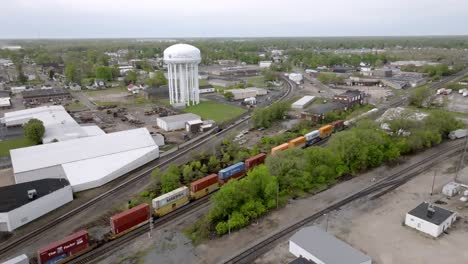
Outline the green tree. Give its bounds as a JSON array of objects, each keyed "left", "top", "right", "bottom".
[
  {"left": 160, "top": 164, "right": 180, "bottom": 193},
  {"left": 95, "top": 66, "right": 113, "bottom": 81},
  {"left": 207, "top": 155, "right": 221, "bottom": 172},
  {"left": 124, "top": 70, "right": 137, "bottom": 85},
  {"left": 146, "top": 71, "right": 167, "bottom": 88},
  {"left": 65, "top": 63, "right": 81, "bottom": 84},
  {"left": 409, "top": 86, "right": 433, "bottom": 108},
  {"left": 224, "top": 91, "right": 234, "bottom": 101},
  {"left": 24, "top": 118, "right": 45, "bottom": 144}
]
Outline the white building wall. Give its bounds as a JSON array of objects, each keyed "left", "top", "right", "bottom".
[
  {"left": 14, "top": 165, "right": 66, "bottom": 184},
  {"left": 1, "top": 185, "right": 73, "bottom": 232},
  {"left": 289, "top": 241, "right": 325, "bottom": 264},
  {"left": 157, "top": 118, "right": 199, "bottom": 131},
  {"left": 72, "top": 147, "right": 159, "bottom": 192},
  {"left": 405, "top": 213, "right": 457, "bottom": 237}
]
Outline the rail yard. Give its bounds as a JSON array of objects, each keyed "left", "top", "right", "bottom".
[{"left": 1, "top": 33, "right": 468, "bottom": 264}]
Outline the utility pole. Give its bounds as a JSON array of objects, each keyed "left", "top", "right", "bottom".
[
  {"left": 431, "top": 169, "right": 437, "bottom": 196},
  {"left": 325, "top": 213, "right": 330, "bottom": 232},
  {"left": 455, "top": 135, "right": 468, "bottom": 181}
]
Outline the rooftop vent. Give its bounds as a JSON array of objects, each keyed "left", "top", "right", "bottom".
[
  {"left": 427, "top": 204, "right": 436, "bottom": 218},
  {"left": 27, "top": 189, "right": 37, "bottom": 200}
]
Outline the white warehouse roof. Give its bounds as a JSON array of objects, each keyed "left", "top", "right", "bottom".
[
  {"left": 11, "top": 128, "right": 159, "bottom": 192},
  {"left": 1, "top": 105, "right": 104, "bottom": 143},
  {"left": 290, "top": 226, "right": 371, "bottom": 264},
  {"left": 292, "top": 96, "right": 316, "bottom": 109}
]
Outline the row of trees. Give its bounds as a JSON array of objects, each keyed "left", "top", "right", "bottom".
[
  {"left": 317, "top": 73, "right": 345, "bottom": 84},
  {"left": 252, "top": 102, "right": 290, "bottom": 128},
  {"left": 201, "top": 110, "right": 463, "bottom": 237}
]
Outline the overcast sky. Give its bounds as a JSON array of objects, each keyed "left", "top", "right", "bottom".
[{"left": 1, "top": 0, "right": 468, "bottom": 38}]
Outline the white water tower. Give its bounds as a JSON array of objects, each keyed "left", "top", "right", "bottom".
[{"left": 164, "top": 44, "right": 201, "bottom": 107}]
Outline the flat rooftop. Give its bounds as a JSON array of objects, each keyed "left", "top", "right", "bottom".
[
  {"left": 0, "top": 178, "right": 70, "bottom": 212},
  {"left": 407, "top": 202, "right": 455, "bottom": 225},
  {"left": 157, "top": 113, "right": 201, "bottom": 123},
  {"left": 290, "top": 226, "right": 371, "bottom": 264}
]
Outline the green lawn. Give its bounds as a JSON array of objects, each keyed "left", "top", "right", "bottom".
[
  {"left": 0, "top": 137, "right": 36, "bottom": 156},
  {"left": 184, "top": 100, "right": 247, "bottom": 124},
  {"left": 83, "top": 86, "right": 127, "bottom": 96},
  {"left": 199, "top": 79, "right": 210, "bottom": 86}
]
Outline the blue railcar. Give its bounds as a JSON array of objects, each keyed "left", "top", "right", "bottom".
[{"left": 218, "top": 162, "right": 246, "bottom": 180}]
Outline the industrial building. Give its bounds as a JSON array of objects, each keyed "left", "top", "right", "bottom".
[
  {"left": 227, "top": 88, "right": 268, "bottom": 100},
  {"left": 289, "top": 73, "right": 303, "bottom": 84},
  {"left": 10, "top": 128, "right": 159, "bottom": 192},
  {"left": 22, "top": 88, "right": 72, "bottom": 105},
  {"left": 164, "top": 44, "right": 201, "bottom": 107},
  {"left": 292, "top": 96, "right": 316, "bottom": 109},
  {"left": 259, "top": 61, "right": 272, "bottom": 68},
  {"left": 210, "top": 66, "right": 259, "bottom": 77},
  {"left": 302, "top": 102, "right": 345, "bottom": 123},
  {"left": 156, "top": 113, "right": 201, "bottom": 131},
  {"left": 1, "top": 106, "right": 104, "bottom": 144},
  {"left": 0, "top": 91, "right": 11, "bottom": 108},
  {"left": 289, "top": 226, "right": 372, "bottom": 264},
  {"left": 333, "top": 90, "right": 364, "bottom": 108},
  {"left": 405, "top": 202, "right": 457, "bottom": 238},
  {"left": 0, "top": 178, "right": 73, "bottom": 232}
]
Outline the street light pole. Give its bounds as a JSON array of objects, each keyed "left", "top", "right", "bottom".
[
  {"left": 276, "top": 182, "right": 279, "bottom": 209},
  {"left": 325, "top": 213, "right": 329, "bottom": 232},
  {"left": 228, "top": 214, "right": 231, "bottom": 235},
  {"left": 430, "top": 169, "right": 437, "bottom": 196}
]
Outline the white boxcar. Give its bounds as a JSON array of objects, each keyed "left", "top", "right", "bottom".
[
  {"left": 152, "top": 186, "right": 189, "bottom": 209},
  {"left": 449, "top": 129, "right": 468, "bottom": 140}
]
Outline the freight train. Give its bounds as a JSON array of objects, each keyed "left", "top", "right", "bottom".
[
  {"left": 28, "top": 153, "right": 267, "bottom": 264},
  {"left": 271, "top": 120, "right": 345, "bottom": 155}
]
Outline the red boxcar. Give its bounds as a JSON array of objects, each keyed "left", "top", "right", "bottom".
[
  {"left": 244, "top": 153, "right": 267, "bottom": 171},
  {"left": 331, "top": 120, "right": 344, "bottom": 131},
  {"left": 37, "top": 230, "right": 89, "bottom": 264},
  {"left": 191, "top": 174, "right": 218, "bottom": 193},
  {"left": 110, "top": 203, "right": 150, "bottom": 235}
]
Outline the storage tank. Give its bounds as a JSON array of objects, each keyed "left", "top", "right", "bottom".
[{"left": 164, "top": 44, "right": 201, "bottom": 107}]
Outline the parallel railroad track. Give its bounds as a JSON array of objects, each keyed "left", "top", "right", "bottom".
[
  {"left": 222, "top": 140, "right": 466, "bottom": 264},
  {"left": 0, "top": 74, "right": 294, "bottom": 260}
]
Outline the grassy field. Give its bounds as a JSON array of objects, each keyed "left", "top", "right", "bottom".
[
  {"left": 0, "top": 137, "right": 35, "bottom": 156},
  {"left": 184, "top": 100, "right": 247, "bottom": 124},
  {"left": 83, "top": 86, "right": 127, "bottom": 96}
]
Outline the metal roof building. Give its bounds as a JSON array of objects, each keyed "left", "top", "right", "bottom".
[
  {"left": 10, "top": 128, "right": 159, "bottom": 192},
  {"left": 405, "top": 202, "right": 457, "bottom": 237},
  {"left": 289, "top": 226, "right": 371, "bottom": 264},
  {"left": 0, "top": 178, "right": 73, "bottom": 232},
  {"left": 1, "top": 106, "right": 104, "bottom": 143},
  {"left": 156, "top": 113, "right": 201, "bottom": 131},
  {"left": 292, "top": 96, "right": 316, "bottom": 109}
]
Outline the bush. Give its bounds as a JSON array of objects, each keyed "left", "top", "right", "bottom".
[
  {"left": 24, "top": 118, "right": 45, "bottom": 144},
  {"left": 140, "top": 191, "right": 149, "bottom": 198},
  {"left": 128, "top": 200, "right": 139, "bottom": 209}
]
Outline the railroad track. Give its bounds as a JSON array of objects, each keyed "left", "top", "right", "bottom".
[
  {"left": 222, "top": 140, "right": 466, "bottom": 264},
  {"left": 0, "top": 75, "right": 294, "bottom": 259}
]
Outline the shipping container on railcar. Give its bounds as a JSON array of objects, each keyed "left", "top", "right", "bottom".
[
  {"left": 331, "top": 120, "right": 344, "bottom": 132},
  {"left": 1, "top": 254, "right": 29, "bottom": 264},
  {"left": 319, "top": 125, "right": 333, "bottom": 138},
  {"left": 271, "top": 143, "right": 289, "bottom": 155},
  {"left": 218, "top": 162, "right": 246, "bottom": 184},
  {"left": 190, "top": 174, "right": 220, "bottom": 200},
  {"left": 288, "top": 136, "right": 306, "bottom": 148},
  {"left": 244, "top": 153, "right": 267, "bottom": 171},
  {"left": 37, "top": 230, "right": 89, "bottom": 264},
  {"left": 152, "top": 186, "right": 190, "bottom": 217},
  {"left": 304, "top": 130, "right": 320, "bottom": 146},
  {"left": 110, "top": 203, "right": 150, "bottom": 237}
]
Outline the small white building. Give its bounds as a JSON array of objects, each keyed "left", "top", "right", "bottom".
[
  {"left": 289, "top": 226, "right": 371, "bottom": 264},
  {"left": 259, "top": 61, "right": 272, "bottom": 68},
  {"left": 156, "top": 113, "right": 201, "bottom": 131},
  {"left": 292, "top": 96, "right": 316, "bottom": 109},
  {"left": 227, "top": 88, "right": 268, "bottom": 100},
  {"left": 405, "top": 202, "right": 457, "bottom": 238},
  {"left": 1, "top": 254, "right": 29, "bottom": 264},
  {"left": 10, "top": 86, "right": 26, "bottom": 94},
  {"left": 0, "top": 178, "right": 73, "bottom": 232},
  {"left": 289, "top": 73, "right": 303, "bottom": 84}
]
